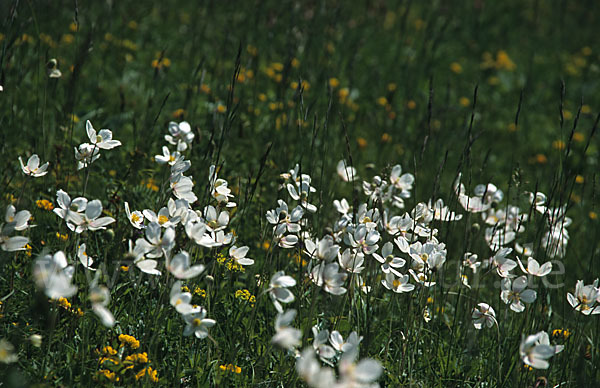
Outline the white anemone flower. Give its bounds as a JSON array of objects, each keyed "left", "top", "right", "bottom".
[
  {"left": 168, "top": 251, "right": 205, "bottom": 279},
  {"left": 304, "top": 236, "right": 340, "bottom": 262},
  {"left": 567, "top": 279, "right": 600, "bottom": 315},
  {"left": 520, "top": 331, "right": 563, "bottom": 369},
  {"left": 345, "top": 224, "right": 380, "bottom": 255},
  {"left": 338, "top": 248, "right": 365, "bottom": 273},
  {"left": 329, "top": 331, "right": 362, "bottom": 353},
  {"left": 472, "top": 303, "right": 497, "bottom": 329},
  {"left": 86, "top": 120, "right": 121, "bottom": 150},
  {"left": 33, "top": 251, "right": 76, "bottom": 299},
  {"left": 89, "top": 273, "right": 115, "bottom": 327},
  {"left": 155, "top": 146, "right": 182, "bottom": 165},
  {"left": 381, "top": 272, "right": 415, "bottom": 293},
  {"left": 338, "top": 348, "right": 383, "bottom": 387},
  {"left": 170, "top": 174, "right": 198, "bottom": 203},
  {"left": 71, "top": 199, "right": 115, "bottom": 233},
  {"left": 0, "top": 339, "right": 18, "bottom": 364},
  {"left": 272, "top": 309, "right": 302, "bottom": 350},
  {"left": 501, "top": 276, "right": 537, "bottom": 312},
  {"left": 517, "top": 256, "right": 552, "bottom": 277},
  {"left": 53, "top": 189, "right": 87, "bottom": 228},
  {"left": 170, "top": 281, "right": 194, "bottom": 314},
  {"left": 19, "top": 154, "right": 49, "bottom": 177},
  {"left": 77, "top": 244, "right": 96, "bottom": 271},
  {"left": 124, "top": 202, "right": 144, "bottom": 229},
  {"left": 165, "top": 121, "right": 195, "bottom": 151},
  {"left": 134, "top": 222, "right": 175, "bottom": 258},
  {"left": 309, "top": 262, "right": 348, "bottom": 295},
  {"left": 74, "top": 143, "right": 101, "bottom": 170},
  {"left": 336, "top": 160, "right": 358, "bottom": 182},
  {"left": 182, "top": 307, "right": 215, "bottom": 339},
  {"left": 268, "top": 271, "right": 296, "bottom": 313},
  {"left": 229, "top": 245, "right": 254, "bottom": 266},
  {"left": 373, "top": 241, "right": 406, "bottom": 274}
]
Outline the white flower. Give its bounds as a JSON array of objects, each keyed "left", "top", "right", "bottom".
[
  {"left": 19, "top": 154, "right": 49, "bottom": 177},
  {"left": 472, "top": 303, "right": 497, "bottom": 329},
  {"left": 165, "top": 121, "right": 195, "bottom": 151},
  {"left": 155, "top": 146, "right": 182, "bottom": 165},
  {"left": 501, "top": 276, "right": 537, "bottom": 312},
  {"left": 229, "top": 245, "right": 254, "bottom": 266},
  {"left": 124, "top": 202, "right": 144, "bottom": 229},
  {"left": 408, "top": 240, "right": 446, "bottom": 272},
  {"left": 202, "top": 205, "right": 229, "bottom": 232},
  {"left": 338, "top": 248, "right": 365, "bottom": 273},
  {"left": 0, "top": 339, "right": 18, "bottom": 364},
  {"left": 381, "top": 272, "right": 415, "bottom": 293},
  {"left": 70, "top": 199, "right": 115, "bottom": 233},
  {"left": 462, "top": 252, "right": 481, "bottom": 273},
  {"left": 345, "top": 224, "right": 380, "bottom": 255},
  {"left": 268, "top": 271, "right": 296, "bottom": 313},
  {"left": 170, "top": 174, "right": 198, "bottom": 203},
  {"left": 86, "top": 120, "right": 121, "bottom": 150},
  {"left": 77, "top": 243, "right": 96, "bottom": 271},
  {"left": 304, "top": 236, "right": 340, "bottom": 262},
  {"left": 329, "top": 331, "right": 362, "bottom": 353},
  {"left": 520, "top": 331, "right": 563, "bottom": 369},
  {"left": 74, "top": 143, "right": 101, "bottom": 170},
  {"left": 517, "top": 256, "right": 552, "bottom": 277},
  {"left": 390, "top": 164, "right": 414, "bottom": 194},
  {"left": 338, "top": 348, "right": 383, "bottom": 387},
  {"left": 4, "top": 204, "right": 32, "bottom": 231},
  {"left": 266, "top": 200, "right": 304, "bottom": 236},
  {"left": 53, "top": 189, "right": 87, "bottom": 229},
  {"left": 272, "top": 309, "right": 302, "bottom": 350},
  {"left": 287, "top": 180, "right": 318, "bottom": 213},
  {"left": 336, "top": 160, "right": 358, "bottom": 182},
  {"left": 170, "top": 281, "right": 194, "bottom": 314},
  {"left": 168, "top": 251, "right": 205, "bottom": 279},
  {"left": 567, "top": 279, "right": 600, "bottom": 315},
  {"left": 89, "top": 274, "right": 115, "bottom": 327},
  {"left": 134, "top": 222, "right": 176, "bottom": 258},
  {"left": 310, "top": 262, "right": 348, "bottom": 295},
  {"left": 373, "top": 242, "right": 406, "bottom": 274},
  {"left": 33, "top": 251, "right": 76, "bottom": 299},
  {"left": 182, "top": 307, "right": 215, "bottom": 338},
  {"left": 429, "top": 198, "right": 462, "bottom": 221}
]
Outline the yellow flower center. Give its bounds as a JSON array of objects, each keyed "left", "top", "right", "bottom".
[
  {"left": 421, "top": 253, "right": 429, "bottom": 262},
  {"left": 158, "top": 215, "right": 169, "bottom": 225},
  {"left": 96, "top": 135, "right": 103, "bottom": 143},
  {"left": 193, "top": 318, "right": 202, "bottom": 327},
  {"left": 131, "top": 213, "right": 141, "bottom": 223},
  {"left": 392, "top": 279, "right": 401, "bottom": 288}
]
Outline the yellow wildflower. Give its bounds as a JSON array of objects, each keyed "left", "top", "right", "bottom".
[
  {"left": 450, "top": 62, "right": 463, "bottom": 74},
  {"left": 118, "top": 334, "right": 140, "bottom": 350}
]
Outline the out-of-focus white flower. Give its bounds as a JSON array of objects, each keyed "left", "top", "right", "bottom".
[
  {"left": 472, "top": 303, "right": 497, "bottom": 329},
  {"left": 19, "top": 154, "right": 49, "bottom": 177},
  {"left": 29, "top": 334, "right": 43, "bottom": 348},
  {"left": 520, "top": 331, "right": 563, "bottom": 369},
  {"left": 305, "top": 236, "right": 340, "bottom": 262},
  {"left": 338, "top": 348, "right": 383, "bottom": 387},
  {"left": 33, "top": 251, "right": 76, "bottom": 299},
  {"left": 329, "top": 331, "right": 362, "bottom": 353},
  {"left": 86, "top": 120, "right": 121, "bottom": 150},
  {"left": 1, "top": 205, "right": 31, "bottom": 252},
  {"left": 336, "top": 160, "right": 358, "bottom": 182},
  {"left": 89, "top": 273, "right": 115, "bottom": 327},
  {"left": 272, "top": 309, "right": 302, "bottom": 350},
  {"left": 338, "top": 248, "right": 365, "bottom": 273},
  {"left": 165, "top": 121, "right": 195, "bottom": 151},
  {"left": 0, "top": 339, "right": 18, "bottom": 364},
  {"left": 268, "top": 271, "right": 296, "bottom": 313},
  {"left": 168, "top": 251, "right": 205, "bottom": 279}
]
